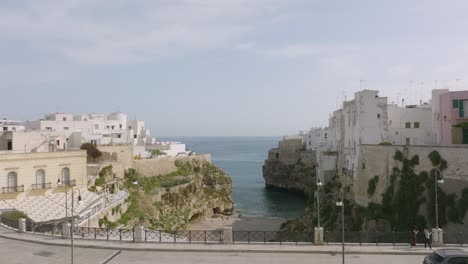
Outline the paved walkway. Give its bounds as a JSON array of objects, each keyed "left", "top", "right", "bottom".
[{"left": 0, "top": 226, "right": 464, "bottom": 255}]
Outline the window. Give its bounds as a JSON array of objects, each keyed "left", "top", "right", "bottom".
[
  {"left": 405, "top": 122, "right": 411, "bottom": 128},
  {"left": 275, "top": 153, "right": 279, "bottom": 159},
  {"left": 134, "top": 134, "right": 137, "bottom": 139},
  {"left": 45, "top": 127, "right": 52, "bottom": 131},
  {"left": 2, "top": 127, "right": 7, "bottom": 131},
  {"left": 414, "top": 122, "right": 420, "bottom": 128},
  {"left": 119, "top": 124, "right": 122, "bottom": 129},
  {"left": 377, "top": 114, "right": 381, "bottom": 118},
  {"left": 117, "top": 134, "right": 121, "bottom": 138},
  {"left": 406, "top": 138, "right": 410, "bottom": 145},
  {"left": 61, "top": 167, "right": 70, "bottom": 185},
  {"left": 396, "top": 131, "right": 399, "bottom": 135},
  {"left": 453, "top": 99, "right": 459, "bottom": 108},
  {"left": 56, "top": 140, "right": 60, "bottom": 146},
  {"left": 448, "top": 257, "right": 468, "bottom": 264},
  {"left": 7, "top": 171, "right": 17, "bottom": 188},
  {"left": 111, "top": 126, "right": 115, "bottom": 130},
  {"left": 36, "top": 169, "right": 45, "bottom": 188},
  {"left": 64, "top": 127, "right": 69, "bottom": 130},
  {"left": 362, "top": 162, "right": 366, "bottom": 169},
  {"left": 128, "top": 126, "right": 132, "bottom": 129},
  {"left": 63, "top": 117, "right": 67, "bottom": 121}
]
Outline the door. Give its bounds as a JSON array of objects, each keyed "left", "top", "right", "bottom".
[
  {"left": 36, "top": 169, "right": 45, "bottom": 189},
  {"left": 7, "top": 140, "right": 12, "bottom": 150},
  {"left": 463, "top": 128, "right": 468, "bottom": 144},
  {"left": 7, "top": 171, "right": 17, "bottom": 192}
]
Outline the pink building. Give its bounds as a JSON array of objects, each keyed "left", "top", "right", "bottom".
[{"left": 436, "top": 90, "right": 468, "bottom": 145}]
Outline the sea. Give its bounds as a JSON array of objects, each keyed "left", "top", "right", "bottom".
[{"left": 158, "top": 136, "right": 307, "bottom": 219}]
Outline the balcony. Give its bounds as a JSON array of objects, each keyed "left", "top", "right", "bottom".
[
  {"left": 31, "top": 182, "right": 52, "bottom": 190},
  {"left": 2, "top": 185, "right": 24, "bottom": 193},
  {"left": 61, "top": 180, "right": 76, "bottom": 187}
]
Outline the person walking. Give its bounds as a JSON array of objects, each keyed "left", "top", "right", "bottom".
[
  {"left": 410, "top": 225, "right": 418, "bottom": 246},
  {"left": 424, "top": 226, "right": 432, "bottom": 249}
]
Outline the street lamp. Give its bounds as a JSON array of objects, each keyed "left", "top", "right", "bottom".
[
  {"left": 336, "top": 188, "right": 345, "bottom": 264},
  {"left": 70, "top": 188, "right": 82, "bottom": 264},
  {"left": 316, "top": 179, "right": 323, "bottom": 228},
  {"left": 132, "top": 181, "right": 140, "bottom": 226},
  {"left": 435, "top": 168, "right": 444, "bottom": 228}
]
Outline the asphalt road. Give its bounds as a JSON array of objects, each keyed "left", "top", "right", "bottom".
[{"left": 0, "top": 237, "right": 426, "bottom": 264}]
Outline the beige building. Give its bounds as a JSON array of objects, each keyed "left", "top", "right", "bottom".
[{"left": 0, "top": 150, "right": 87, "bottom": 200}]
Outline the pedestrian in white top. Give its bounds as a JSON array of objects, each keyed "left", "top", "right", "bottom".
[{"left": 424, "top": 226, "right": 432, "bottom": 249}]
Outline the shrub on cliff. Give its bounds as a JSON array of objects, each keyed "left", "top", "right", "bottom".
[{"left": 80, "top": 143, "right": 102, "bottom": 161}]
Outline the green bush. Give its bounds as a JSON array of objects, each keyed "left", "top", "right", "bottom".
[
  {"left": 367, "top": 176, "right": 379, "bottom": 196},
  {"left": 2, "top": 211, "right": 27, "bottom": 220},
  {"left": 378, "top": 141, "right": 393, "bottom": 146},
  {"left": 80, "top": 143, "right": 102, "bottom": 161}
]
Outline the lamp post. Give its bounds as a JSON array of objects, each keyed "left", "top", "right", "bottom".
[
  {"left": 316, "top": 179, "right": 323, "bottom": 227},
  {"left": 70, "top": 188, "right": 82, "bottom": 264},
  {"left": 435, "top": 168, "right": 444, "bottom": 228},
  {"left": 336, "top": 188, "right": 345, "bottom": 264},
  {"left": 132, "top": 181, "right": 140, "bottom": 225}
]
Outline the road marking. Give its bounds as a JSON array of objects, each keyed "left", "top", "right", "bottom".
[{"left": 102, "top": 250, "right": 122, "bottom": 264}]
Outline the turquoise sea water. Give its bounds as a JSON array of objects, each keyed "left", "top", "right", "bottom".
[{"left": 158, "top": 137, "right": 307, "bottom": 219}]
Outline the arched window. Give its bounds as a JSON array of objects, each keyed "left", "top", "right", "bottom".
[
  {"left": 7, "top": 171, "right": 17, "bottom": 188},
  {"left": 62, "top": 167, "right": 70, "bottom": 185},
  {"left": 36, "top": 169, "right": 45, "bottom": 189}
]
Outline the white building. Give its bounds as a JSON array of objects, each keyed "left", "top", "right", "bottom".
[
  {"left": 147, "top": 142, "right": 188, "bottom": 157},
  {"left": 387, "top": 103, "right": 433, "bottom": 145},
  {"left": 303, "top": 128, "right": 330, "bottom": 151},
  {"left": 25, "top": 112, "right": 156, "bottom": 148},
  {"left": 0, "top": 119, "right": 24, "bottom": 132},
  {"left": 328, "top": 90, "right": 389, "bottom": 178}
]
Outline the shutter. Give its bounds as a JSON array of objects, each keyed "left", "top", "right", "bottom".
[{"left": 460, "top": 100, "right": 465, "bottom": 118}]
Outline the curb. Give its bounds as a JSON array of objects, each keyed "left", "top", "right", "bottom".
[{"left": 0, "top": 233, "right": 433, "bottom": 255}]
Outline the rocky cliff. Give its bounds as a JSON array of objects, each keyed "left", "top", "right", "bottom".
[
  {"left": 263, "top": 155, "right": 316, "bottom": 195},
  {"left": 121, "top": 159, "right": 233, "bottom": 230}
]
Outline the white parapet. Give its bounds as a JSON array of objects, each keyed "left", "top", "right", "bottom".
[
  {"left": 314, "top": 227, "right": 324, "bottom": 245},
  {"left": 223, "top": 227, "right": 233, "bottom": 244},
  {"left": 18, "top": 218, "right": 26, "bottom": 233},
  {"left": 62, "top": 223, "right": 71, "bottom": 239},
  {"left": 134, "top": 226, "right": 145, "bottom": 242},
  {"left": 432, "top": 228, "right": 444, "bottom": 247}
]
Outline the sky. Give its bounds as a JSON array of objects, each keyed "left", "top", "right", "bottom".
[{"left": 1, "top": 0, "right": 468, "bottom": 136}]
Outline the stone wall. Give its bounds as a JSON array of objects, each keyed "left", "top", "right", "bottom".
[
  {"left": 133, "top": 154, "right": 211, "bottom": 177},
  {"left": 354, "top": 144, "right": 468, "bottom": 206}
]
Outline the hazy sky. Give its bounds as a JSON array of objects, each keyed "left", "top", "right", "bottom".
[{"left": 1, "top": 0, "right": 468, "bottom": 136}]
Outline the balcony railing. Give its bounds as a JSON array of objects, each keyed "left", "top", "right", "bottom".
[
  {"left": 2, "top": 185, "right": 24, "bottom": 193},
  {"left": 61, "top": 180, "right": 76, "bottom": 187},
  {"left": 32, "top": 182, "right": 52, "bottom": 190}
]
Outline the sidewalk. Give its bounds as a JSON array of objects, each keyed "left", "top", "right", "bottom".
[{"left": 0, "top": 226, "right": 462, "bottom": 255}]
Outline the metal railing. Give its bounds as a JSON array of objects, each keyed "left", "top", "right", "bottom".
[
  {"left": 0, "top": 216, "right": 20, "bottom": 229},
  {"left": 2, "top": 185, "right": 24, "bottom": 193},
  {"left": 61, "top": 180, "right": 76, "bottom": 187},
  {"left": 2, "top": 217, "right": 468, "bottom": 246},
  {"left": 31, "top": 182, "right": 52, "bottom": 190}
]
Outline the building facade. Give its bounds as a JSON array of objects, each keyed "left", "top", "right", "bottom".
[{"left": 0, "top": 150, "right": 87, "bottom": 200}]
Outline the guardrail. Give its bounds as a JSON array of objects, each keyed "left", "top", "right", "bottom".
[
  {"left": 31, "top": 182, "right": 52, "bottom": 190},
  {"left": 2, "top": 217, "right": 468, "bottom": 246},
  {"left": 2, "top": 185, "right": 24, "bottom": 193}
]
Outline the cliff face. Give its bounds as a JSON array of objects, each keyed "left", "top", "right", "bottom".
[
  {"left": 151, "top": 161, "right": 233, "bottom": 230},
  {"left": 263, "top": 156, "right": 316, "bottom": 195},
  {"left": 121, "top": 159, "right": 233, "bottom": 230}
]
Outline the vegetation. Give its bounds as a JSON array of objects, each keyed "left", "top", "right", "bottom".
[
  {"left": 2, "top": 210, "right": 27, "bottom": 220},
  {"left": 98, "top": 215, "right": 118, "bottom": 229},
  {"left": 378, "top": 141, "right": 393, "bottom": 145},
  {"left": 150, "top": 149, "right": 166, "bottom": 158},
  {"left": 453, "top": 122, "right": 468, "bottom": 128},
  {"left": 367, "top": 176, "right": 379, "bottom": 196},
  {"left": 80, "top": 143, "right": 102, "bottom": 161}
]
